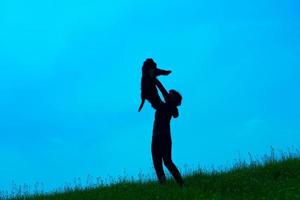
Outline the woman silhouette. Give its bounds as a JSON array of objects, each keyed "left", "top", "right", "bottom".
[{"left": 151, "top": 78, "right": 184, "bottom": 186}]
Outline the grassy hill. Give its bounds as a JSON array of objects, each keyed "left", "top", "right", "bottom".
[{"left": 8, "top": 153, "right": 300, "bottom": 200}]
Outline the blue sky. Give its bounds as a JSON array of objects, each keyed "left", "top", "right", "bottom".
[{"left": 0, "top": 0, "right": 300, "bottom": 192}]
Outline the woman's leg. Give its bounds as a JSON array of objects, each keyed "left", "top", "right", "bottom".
[
  {"left": 162, "top": 135, "right": 184, "bottom": 186},
  {"left": 151, "top": 136, "right": 166, "bottom": 184}
]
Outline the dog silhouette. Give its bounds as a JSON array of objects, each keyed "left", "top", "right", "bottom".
[{"left": 138, "top": 58, "right": 171, "bottom": 112}]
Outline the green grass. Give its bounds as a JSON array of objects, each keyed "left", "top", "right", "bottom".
[{"left": 7, "top": 151, "right": 300, "bottom": 200}]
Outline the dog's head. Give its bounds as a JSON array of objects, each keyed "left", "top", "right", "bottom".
[
  {"left": 142, "top": 58, "right": 170, "bottom": 78},
  {"left": 142, "top": 58, "right": 157, "bottom": 78}
]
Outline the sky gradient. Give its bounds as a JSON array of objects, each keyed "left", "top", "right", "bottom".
[{"left": 1, "top": 0, "right": 300, "bottom": 193}]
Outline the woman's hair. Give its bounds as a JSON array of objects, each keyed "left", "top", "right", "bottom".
[{"left": 169, "top": 89, "right": 182, "bottom": 106}]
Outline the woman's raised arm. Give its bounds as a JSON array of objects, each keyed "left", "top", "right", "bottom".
[{"left": 155, "top": 79, "right": 171, "bottom": 103}]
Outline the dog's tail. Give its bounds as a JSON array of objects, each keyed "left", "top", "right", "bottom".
[{"left": 138, "top": 99, "right": 145, "bottom": 112}]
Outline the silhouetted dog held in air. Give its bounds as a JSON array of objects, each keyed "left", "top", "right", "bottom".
[{"left": 138, "top": 58, "right": 171, "bottom": 112}]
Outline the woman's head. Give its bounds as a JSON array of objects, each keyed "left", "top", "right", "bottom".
[{"left": 169, "top": 89, "right": 182, "bottom": 106}]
